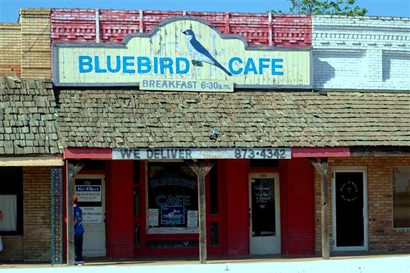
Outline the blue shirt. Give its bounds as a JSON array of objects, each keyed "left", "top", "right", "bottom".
[{"left": 74, "top": 206, "right": 85, "bottom": 235}]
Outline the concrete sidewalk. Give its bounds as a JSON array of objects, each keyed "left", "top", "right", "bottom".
[{"left": 1, "top": 254, "right": 410, "bottom": 272}]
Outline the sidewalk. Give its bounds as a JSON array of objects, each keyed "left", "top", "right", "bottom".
[{"left": 1, "top": 255, "right": 409, "bottom": 273}]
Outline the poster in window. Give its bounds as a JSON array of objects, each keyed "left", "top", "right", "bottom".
[
  {"left": 148, "top": 163, "right": 197, "bottom": 228},
  {"left": 160, "top": 207, "right": 185, "bottom": 225},
  {"left": 148, "top": 209, "right": 159, "bottom": 227},
  {"left": 0, "top": 195, "right": 17, "bottom": 232},
  {"left": 82, "top": 207, "right": 103, "bottom": 223},
  {"left": 187, "top": 210, "right": 198, "bottom": 227}
]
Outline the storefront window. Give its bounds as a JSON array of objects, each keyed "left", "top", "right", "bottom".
[
  {"left": 147, "top": 162, "right": 198, "bottom": 233},
  {"left": 393, "top": 167, "right": 410, "bottom": 228},
  {"left": 0, "top": 167, "right": 23, "bottom": 235}
]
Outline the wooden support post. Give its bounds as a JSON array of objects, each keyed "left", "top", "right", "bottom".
[
  {"left": 187, "top": 160, "right": 213, "bottom": 264},
  {"left": 66, "top": 160, "right": 85, "bottom": 265},
  {"left": 311, "top": 158, "right": 329, "bottom": 259}
]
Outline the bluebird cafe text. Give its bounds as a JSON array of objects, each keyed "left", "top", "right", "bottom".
[{"left": 78, "top": 56, "right": 284, "bottom": 76}]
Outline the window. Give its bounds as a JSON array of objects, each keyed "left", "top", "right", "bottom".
[
  {"left": 0, "top": 167, "right": 23, "bottom": 235},
  {"left": 147, "top": 162, "right": 198, "bottom": 233},
  {"left": 393, "top": 167, "right": 410, "bottom": 228}
]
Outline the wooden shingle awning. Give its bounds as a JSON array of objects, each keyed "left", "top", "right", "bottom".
[{"left": 57, "top": 89, "right": 410, "bottom": 149}]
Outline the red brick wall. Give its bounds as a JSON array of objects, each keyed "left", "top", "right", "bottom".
[
  {"left": 315, "top": 157, "right": 410, "bottom": 254},
  {"left": 51, "top": 9, "right": 311, "bottom": 47}
]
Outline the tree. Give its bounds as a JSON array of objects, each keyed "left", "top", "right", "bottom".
[{"left": 271, "top": 0, "right": 368, "bottom": 16}]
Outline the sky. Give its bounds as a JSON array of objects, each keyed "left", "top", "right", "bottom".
[{"left": 0, "top": 0, "right": 409, "bottom": 22}]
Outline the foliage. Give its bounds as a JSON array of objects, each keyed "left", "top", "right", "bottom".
[{"left": 271, "top": 0, "right": 368, "bottom": 16}]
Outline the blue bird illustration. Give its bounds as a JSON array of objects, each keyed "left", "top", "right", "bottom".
[{"left": 182, "top": 29, "right": 232, "bottom": 76}]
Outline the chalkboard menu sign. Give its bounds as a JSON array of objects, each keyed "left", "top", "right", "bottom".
[
  {"left": 148, "top": 163, "right": 198, "bottom": 229},
  {"left": 251, "top": 178, "right": 276, "bottom": 236}
]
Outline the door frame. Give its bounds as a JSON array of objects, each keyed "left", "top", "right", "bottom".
[
  {"left": 332, "top": 167, "right": 368, "bottom": 251},
  {"left": 74, "top": 174, "right": 107, "bottom": 256},
  {"left": 248, "top": 172, "right": 281, "bottom": 255}
]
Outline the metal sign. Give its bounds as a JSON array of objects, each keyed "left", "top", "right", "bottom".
[
  {"left": 53, "top": 17, "right": 311, "bottom": 90},
  {"left": 113, "top": 148, "right": 291, "bottom": 160},
  {"left": 75, "top": 185, "right": 102, "bottom": 202}
]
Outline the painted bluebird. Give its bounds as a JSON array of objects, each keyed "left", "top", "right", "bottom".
[{"left": 182, "top": 29, "right": 232, "bottom": 76}]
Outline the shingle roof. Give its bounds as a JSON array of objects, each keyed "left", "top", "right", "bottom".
[
  {"left": 57, "top": 89, "right": 410, "bottom": 149},
  {"left": 0, "top": 77, "right": 60, "bottom": 155}
]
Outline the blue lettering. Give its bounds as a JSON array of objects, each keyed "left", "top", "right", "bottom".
[
  {"left": 272, "top": 58, "right": 284, "bottom": 75},
  {"left": 79, "top": 56, "right": 93, "bottom": 73},
  {"left": 160, "top": 57, "right": 174, "bottom": 74},
  {"left": 137, "top": 57, "right": 151, "bottom": 73},
  {"left": 244, "top": 58, "right": 258, "bottom": 75},
  {"left": 123, "top": 56, "right": 135, "bottom": 73},
  {"left": 176, "top": 57, "right": 190, "bottom": 74},
  {"left": 153, "top": 57, "right": 159, "bottom": 74},
  {"left": 95, "top": 56, "right": 107, "bottom": 73},
  {"left": 107, "top": 56, "right": 121, "bottom": 73},
  {"left": 228, "top": 57, "right": 243, "bottom": 75},
  {"left": 259, "top": 58, "right": 270, "bottom": 75}
]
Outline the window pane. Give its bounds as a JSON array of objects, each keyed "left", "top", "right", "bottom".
[
  {"left": 134, "top": 189, "right": 140, "bottom": 216},
  {"left": 0, "top": 195, "right": 17, "bottom": 231},
  {"left": 134, "top": 224, "right": 140, "bottom": 247},
  {"left": 0, "top": 167, "right": 23, "bottom": 235},
  {"left": 147, "top": 163, "right": 197, "bottom": 228},
  {"left": 210, "top": 223, "right": 219, "bottom": 245},
  {"left": 393, "top": 167, "right": 410, "bottom": 228}
]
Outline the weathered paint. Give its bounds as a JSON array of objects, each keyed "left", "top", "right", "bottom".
[
  {"left": 51, "top": 9, "right": 312, "bottom": 47},
  {"left": 53, "top": 18, "right": 311, "bottom": 89}
]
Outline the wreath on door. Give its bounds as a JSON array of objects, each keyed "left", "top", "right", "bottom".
[{"left": 339, "top": 181, "right": 359, "bottom": 202}]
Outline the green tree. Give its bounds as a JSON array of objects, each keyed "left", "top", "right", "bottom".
[{"left": 272, "top": 0, "right": 368, "bottom": 16}]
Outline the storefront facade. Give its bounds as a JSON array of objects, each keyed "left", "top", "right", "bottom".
[
  {"left": 0, "top": 8, "right": 409, "bottom": 263},
  {"left": 0, "top": 77, "right": 63, "bottom": 262}
]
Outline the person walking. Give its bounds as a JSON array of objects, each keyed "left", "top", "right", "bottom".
[{"left": 73, "top": 196, "right": 85, "bottom": 265}]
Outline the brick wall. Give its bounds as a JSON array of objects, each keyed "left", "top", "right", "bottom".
[
  {"left": 51, "top": 9, "right": 311, "bottom": 47},
  {"left": 0, "top": 24, "right": 21, "bottom": 77},
  {"left": 0, "top": 236, "right": 23, "bottom": 261},
  {"left": 315, "top": 157, "right": 410, "bottom": 255},
  {"left": 19, "top": 9, "right": 51, "bottom": 79},
  {"left": 0, "top": 167, "right": 52, "bottom": 262},
  {"left": 23, "top": 167, "right": 51, "bottom": 261},
  {"left": 313, "top": 16, "right": 410, "bottom": 91}
]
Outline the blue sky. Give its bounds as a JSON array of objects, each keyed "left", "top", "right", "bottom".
[{"left": 0, "top": 0, "right": 409, "bottom": 22}]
